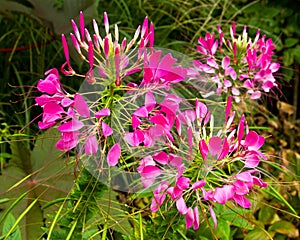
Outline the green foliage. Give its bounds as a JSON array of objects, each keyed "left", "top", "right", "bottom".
[
  {"left": 0, "top": 129, "right": 74, "bottom": 239},
  {"left": 144, "top": 207, "right": 187, "bottom": 240},
  {"left": 1, "top": 213, "right": 22, "bottom": 240}
]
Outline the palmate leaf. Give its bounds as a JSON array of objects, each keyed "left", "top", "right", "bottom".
[
  {"left": 0, "top": 128, "right": 74, "bottom": 240},
  {"left": 28, "top": 0, "right": 100, "bottom": 34},
  {"left": 0, "top": 0, "right": 100, "bottom": 34}
]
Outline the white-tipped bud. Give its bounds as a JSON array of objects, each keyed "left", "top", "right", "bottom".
[
  {"left": 85, "top": 28, "right": 92, "bottom": 42},
  {"left": 114, "top": 24, "right": 119, "bottom": 42},
  {"left": 104, "top": 12, "right": 109, "bottom": 34}
]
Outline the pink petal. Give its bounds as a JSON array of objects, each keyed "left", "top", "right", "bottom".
[
  {"left": 169, "top": 154, "right": 182, "bottom": 167},
  {"left": 193, "top": 207, "right": 200, "bottom": 230},
  {"left": 104, "top": 37, "right": 109, "bottom": 59},
  {"left": 250, "top": 91, "right": 261, "bottom": 99},
  {"left": 225, "top": 96, "right": 232, "bottom": 122},
  {"left": 141, "top": 16, "right": 148, "bottom": 37},
  {"left": 102, "top": 122, "right": 113, "bottom": 137},
  {"left": 145, "top": 92, "right": 156, "bottom": 111},
  {"left": 245, "top": 154, "right": 260, "bottom": 168},
  {"left": 210, "top": 205, "right": 217, "bottom": 229},
  {"left": 43, "top": 102, "right": 64, "bottom": 114},
  {"left": 222, "top": 56, "right": 230, "bottom": 69},
  {"left": 233, "top": 195, "right": 251, "bottom": 208},
  {"left": 199, "top": 139, "right": 208, "bottom": 161},
  {"left": 95, "top": 108, "right": 110, "bottom": 118},
  {"left": 149, "top": 22, "right": 154, "bottom": 47},
  {"left": 107, "top": 143, "right": 121, "bottom": 166},
  {"left": 176, "top": 177, "right": 190, "bottom": 190},
  {"left": 149, "top": 114, "right": 169, "bottom": 127},
  {"left": 150, "top": 198, "right": 159, "bottom": 212},
  {"left": 207, "top": 58, "right": 219, "bottom": 69},
  {"left": 237, "top": 115, "right": 245, "bottom": 143},
  {"left": 61, "top": 98, "right": 74, "bottom": 107},
  {"left": 192, "top": 180, "right": 206, "bottom": 190},
  {"left": 217, "top": 137, "right": 229, "bottom": 160},
  {"left": 85, "top": 135, "right": 98, "bottom": 155},
  {"left": 185, "top": 207, "right": 194, "bottom": 229},
  {"left": 131, "top": 115, "right": 141, "bottom": 128},
  {"left": 253, "top": 176, "right": 267, "bottom": 188},
  {"left": 133, "top": 106, "right": 148, "bottom": 118},
  {"left": 141, "top": 165, "right": 161, "bottom": 178},
  {"left": 235, "top": 171, "right": 253, "bottom": 182},
  {"left": 208, "top": 136, "right": 223, "bottom": 157},
  {"left": 214, "top": 185, "right": 234, "bottom": 204},
  {"left": 152, "top": 151, "right": 169, "bottom": 165},
  {"left": 37, "top": 79, "right": 57, "bottom": 94},
  {"left": 176, "top": 197, "right": 187, "bottom": 215},
  {"left": 225, "top": 67, "right": 237, "bottom": 80},
  {"left": 88, "top": 40, "right": 94, "bottom": 70},
  {"left": 38, "top": 121, "right": 56, "bottom": 130},
  {"left": 195, "top": 99, "right": 208, "bottom": 120},
  {"left": 61, "top": 34, "right": 70, "bottom": 62},
  {"left": 124, "top": 130, "right": 145, "bottom": 146},
  {"left": 74, "top": 94, "right": 90, "bottom": 117},
  {"left": 58, "top": 120, "right": 84, "bottom": 132},
  {"left": 245, "top": 131, "right": 259, "bottom": 147}
]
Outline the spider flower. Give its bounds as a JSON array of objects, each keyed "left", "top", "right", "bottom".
[
  {"left": 192, "top": 22, "right": 280, "bottom": 102},
  {"left": 134, "top": 96, "right": 267, "bottom": 230},
  {"left": 62, "top": 11, "right": 154, "bottom": 86}
]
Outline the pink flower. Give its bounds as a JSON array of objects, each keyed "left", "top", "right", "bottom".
[
  {"left": 142, "top": 50, "right": 187, "bottom": 88},
  {"left": 37, "top": 68, "right": 62, "bottom": 95}
]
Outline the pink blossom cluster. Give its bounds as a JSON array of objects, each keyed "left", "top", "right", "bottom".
[
  {"left": 34, "top": 12, "right": 274, "bottom": 231},
  {"left": 193, "top": 22, "right": 280, "bottom": 102},
  {"left": 133, "top": 95, "right": 267, "bottom": 229},
  {"left": 35, "top": 68, "right": 121, "bottom": 165}
]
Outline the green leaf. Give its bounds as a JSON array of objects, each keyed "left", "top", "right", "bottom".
[
  {"left": 245, "top": 228, "right": 271, "bottom": 240},
  {"left": 27, "top": 0, "right": 100, "bottom": 34},
  {"left": 2, "top": 213, "right": 21, "bottom": 240},
  {"left": 214, "top": 219, "right": 230, "bottom": 240},
  {"left": 0, "top": 0, "right": 40, "bottom": 23},
  {"left": 284, "top": 38, "right": 299, "bottom": 48},
  {"left": 258, "top": 205, "right": 275, "bottom": 224},
  {"left": 9, "top": 136, "right": 32, "bottom": 176},
  {"left": 221, "top": 208, "right": 254, "bottom": 230},
  {"left": 268, "top": 220, "right": 298, "bottom": 236},
  {"left": 293, "top": 45, "right": 300, "bottom": 64},
  {"left": 283, "top": 49, "right": 294, "bottom": 66},
  {"left": 95, "top": 190, "right": 133, "bottom": 236}
]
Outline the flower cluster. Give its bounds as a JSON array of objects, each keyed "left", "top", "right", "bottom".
[
  {"left": 35, "top": 68, "right": 119, "bottom": 162},
  {"left": 34, "top": 12, "right": 276, "bottom": 231},
  {"left": 193, "top": 22, "right": 280, "bottom": 102},
  {"left": 134, "top": 95, "right": 267, "bottom": 229}
]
